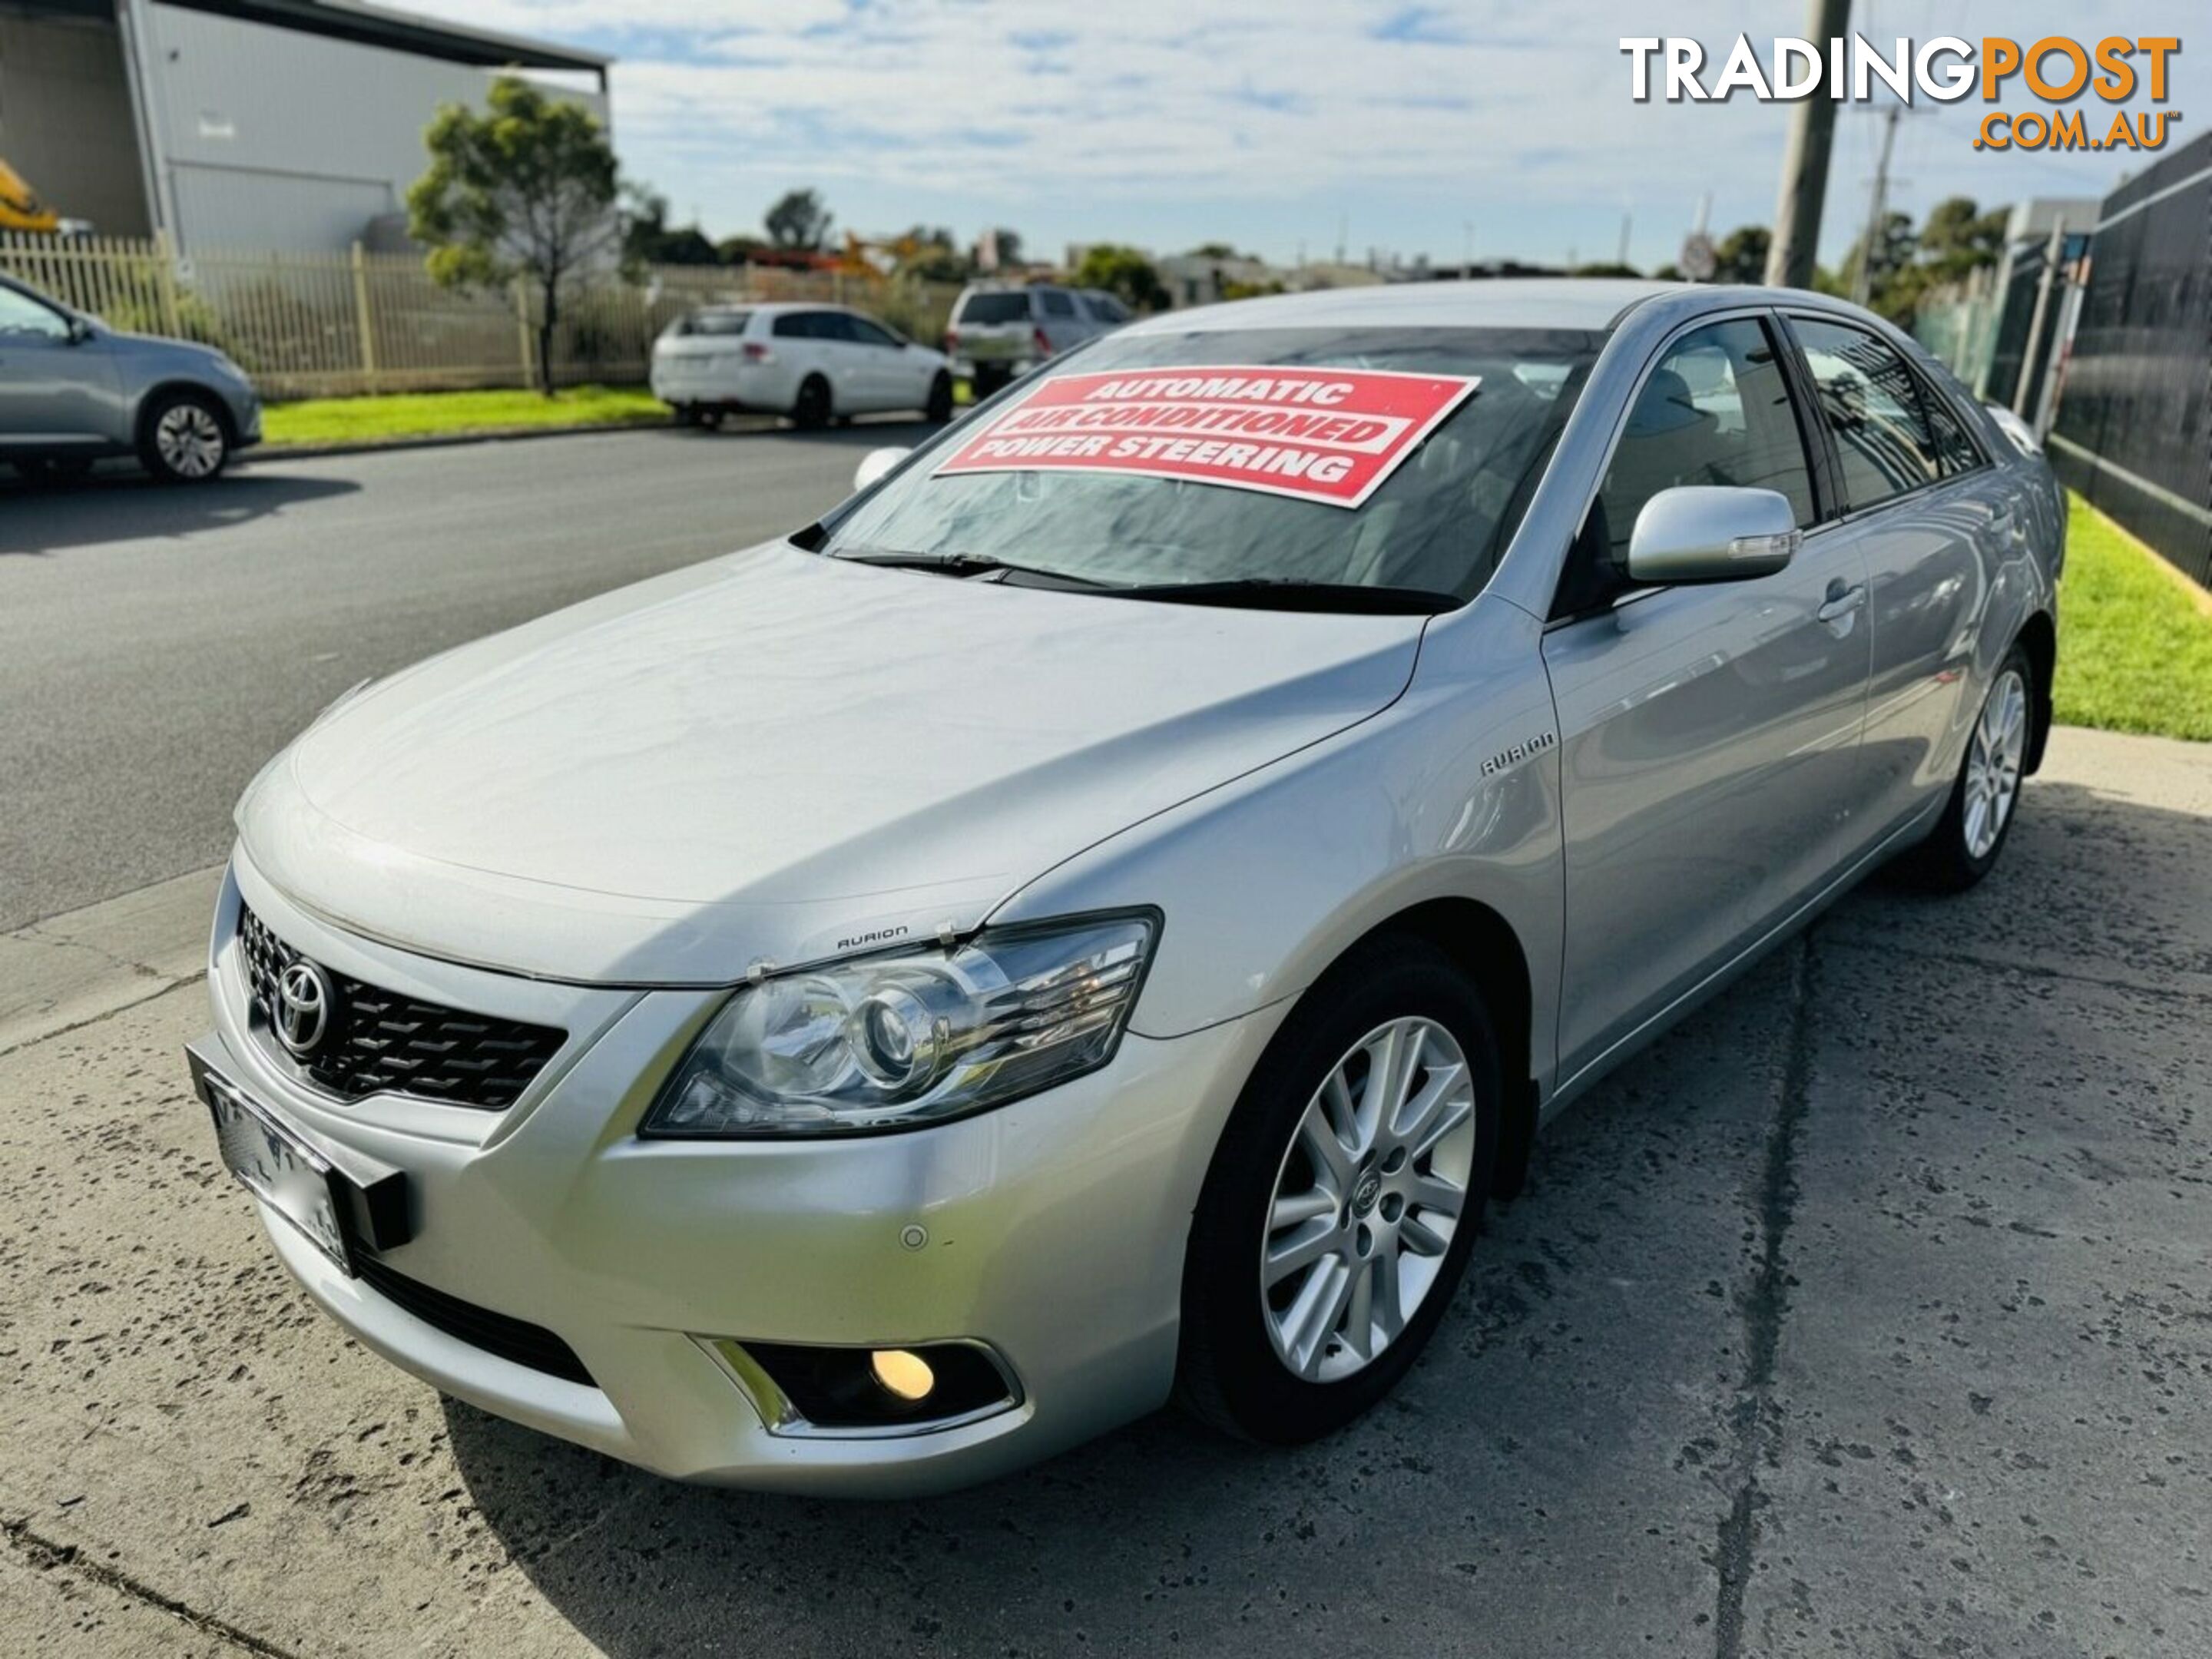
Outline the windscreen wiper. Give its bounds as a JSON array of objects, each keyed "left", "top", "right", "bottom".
[
  {"left": 830, "top": 548, "right": 1121, "bottom": 589},
  {"left": 1100, "top": 578, "right": 1459, "bottom": 614}
]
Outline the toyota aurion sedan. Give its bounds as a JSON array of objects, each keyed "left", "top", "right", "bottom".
[{"left": 191, "top": 280, "right": 2060, "bottom": 1495}]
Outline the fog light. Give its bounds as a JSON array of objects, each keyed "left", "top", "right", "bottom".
[
  {"left": 869, "top": 1347, "right": 935, "bottom": 1402},
  {"left": 716, "top": 1338, "right": 1018, "bottom": 1431}
]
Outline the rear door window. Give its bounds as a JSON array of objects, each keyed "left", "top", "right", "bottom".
[
  {"left": 844, "top": 315, "right": 902, "bottom": 349},
  {"left": 675, "top": 310, "right": 751, "bottom": 337},
  {"left": 1593, "top": 317, "right": 1817, "bottom": 560},
  {"left": 1916, "top": 376, "right": 1986, "bottom": 477},
  {"left": 957, "top": 292, "right": 1033, "bottom": 326},
  {"left": 1792, "top": 316, "right": 1942, "bottom": 508},
  {"left": 1037, "top": 289, "right": 1077, "bottom": 318}
]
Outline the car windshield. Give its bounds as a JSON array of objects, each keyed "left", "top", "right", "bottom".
[
  {"left": 958, "top": 292, "right": 1033, "bottom": 326},
  {"left": 823, "top": 325, "right": 1605, "bottom": 604},
  {"left": 670, "top": 310, "right": 751, "bottom": 336}
]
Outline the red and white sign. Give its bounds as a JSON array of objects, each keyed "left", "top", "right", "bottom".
[{"left": 930, "top": 365, "right": 1482, "bottom": 509}]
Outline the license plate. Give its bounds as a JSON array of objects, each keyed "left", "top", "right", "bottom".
[{"left": 205, "top": 1073, "right": 354, "bottom": 1273}]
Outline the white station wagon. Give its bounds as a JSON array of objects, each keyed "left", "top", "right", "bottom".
[
  {"left": 651, "top": 301, "right": 955, "bottom": 429},
  {"left": 193, "top": 280, "right": 2060, "bottom": 1495}
]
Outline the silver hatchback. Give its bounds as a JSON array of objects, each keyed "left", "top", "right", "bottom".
[
  {"left": 189, "top": 280, "right": 2058, "bottom": 1493},
  {"left": 0, "top": 273, "right": 261, "bottom": 484}
]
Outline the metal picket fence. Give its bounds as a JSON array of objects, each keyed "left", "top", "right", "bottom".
[{"left": 0, "top": 232, "right": 960, "bottom": 400}]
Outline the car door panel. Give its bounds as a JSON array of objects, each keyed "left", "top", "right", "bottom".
[
  {"left": 842, "top": 314, "right": 915, "bottom": 409},
  {"left": 1543, "top": 538, "right": 1869, "bottom": 1077},
  {"left": 0, "top": 287, "right": 120, "bottom": 445},
  {"left": 1785, "top": 315, "right": 2004, "bottom": 840},
  {"left": 1539, "top": 313, "right": 1872, "bottom": 1083}
]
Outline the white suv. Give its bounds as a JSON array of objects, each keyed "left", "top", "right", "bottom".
[
  {"left": 945, "top": 283, "right": 1128, "bottom": 395},
  {"left": 651, "top": 303, "right": 954, "bottom": 429}
]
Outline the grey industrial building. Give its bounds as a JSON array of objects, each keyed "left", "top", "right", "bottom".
[{"left": 0, "top": 0, "right": 608, "bottom": 251}]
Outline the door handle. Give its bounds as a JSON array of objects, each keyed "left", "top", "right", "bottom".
[{"left": 1816, "top": 581, "right": 1866, "bottom": 624}]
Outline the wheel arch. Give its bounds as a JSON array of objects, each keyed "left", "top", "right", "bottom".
[
  {"left": 134, "top": 379, "right": 236, "bottom": 448},
  {"left": 1306, "top": 898, "right": 1539, "bottom": 1203}
]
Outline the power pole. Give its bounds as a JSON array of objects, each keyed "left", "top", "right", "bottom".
[
  {"left": 1765, "top": 0, "right": 1850, "bottom": 289},
  {"left": 1850, "top": 103, "right": 1902, "bottom": 307},
  {"left": 1617, "top": 210, "right": 1632, "bottom": 269}
]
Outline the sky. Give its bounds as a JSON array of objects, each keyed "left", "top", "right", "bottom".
[{"left": 406, "top": 0, "right": 2206, "bottom": 272}]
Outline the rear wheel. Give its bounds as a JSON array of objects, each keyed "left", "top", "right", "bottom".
[
  {"left": 925, "top": 371, "right": 955, "bottom": 423},
  {"left": 791, "top": 375, "right": 832, "bottom": 430},
  {"left": 138, "top": 390, "right": 230, "bottom": 483},
  {"left": 1178, "top": 936, "right": 1501, "bottom": 1444},
  {"left": 972, "top": 364, "right": 1009, "bottom": 399},
  {"left": 1901, "top": 643, "right": 2033, "bottom": 892}
]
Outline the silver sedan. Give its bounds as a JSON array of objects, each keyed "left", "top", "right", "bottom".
[{"left": 187, "top": 279, "right": 2059, "bottom": 1493}]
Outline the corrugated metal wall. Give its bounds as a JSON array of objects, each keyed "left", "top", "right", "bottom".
[
  {"left": 139, "top": 2, "right": 610, "bottom": 254},
  {"left": 2050, "top": 132, "right": 2212, "bottom": 588}
]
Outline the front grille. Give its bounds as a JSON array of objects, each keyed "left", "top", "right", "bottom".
[
  {"left": 238, "top": 904, "right": 565, "bottom": 1111},
  {"left": 354, "top": 1253, "right": 594, "bottom": 1387}
]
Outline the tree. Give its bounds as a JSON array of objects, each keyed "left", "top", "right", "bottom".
[
  {"left": 1917, "top": 196, "right": 2008, "bottom": 280},
  {"left": 982, "top": 227, "right": 1023, "bottom": 269},
  {"left": 1712, "top": 226, "right": 1770, "bottom": 285},
  {"left": 1569, "top": 261, "right": 1642, "bottom": 279},
  {"left": 624, "top": 190, "right": 718, "bottom": 267},
  {"left": 1187, "top": 241, "right": 1242, "bottom": 260},
  {"left": 408, "top": 75, "right": 627, "bottom": 395},
  {"left": 765, "top": 188, "right": 833, "bottom": 250},
  {"left": 1073, "top": 243, "right": 1169, "bottom": 312},
  {"left": 1839, "top": 210, "right": 1920, "bottom": 321}
]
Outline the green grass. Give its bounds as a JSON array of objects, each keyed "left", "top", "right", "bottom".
[
  {"left": 261, "top": 385, "right": 665, "bottom": 449},
  {"left": 2053, "top": 494, "right": 2212, "bottom": 743}
]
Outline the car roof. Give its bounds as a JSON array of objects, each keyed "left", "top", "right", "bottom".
[{"left": 1118, "top": 277, "right": 1685, "bottom": 336}]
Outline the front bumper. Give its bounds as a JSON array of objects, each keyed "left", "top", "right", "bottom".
[
  {"left": 227, "top": 384, "right": 263, "bottom": 448},
  {"left": 195, "top": 856, "right": 1278, "bottom": 1495}
]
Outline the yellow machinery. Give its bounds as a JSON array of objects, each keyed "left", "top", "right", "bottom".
[{"left": 0, "top": 158, "right": 60, "bottom": 233}]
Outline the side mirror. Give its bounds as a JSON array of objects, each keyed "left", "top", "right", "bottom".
[
  {"left": 1626, "top": 485, "right": 1800, "bottom": 584},
  {"left": 853, "top": 445, "right": 911, "bottom": 492},
  {"left": 65, "top": 315, "right": 94, "bottom": 346}
]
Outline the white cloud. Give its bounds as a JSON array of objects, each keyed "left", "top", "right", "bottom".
[{"left": 403, "top": 0, "right": 2207, "bottom": 267}]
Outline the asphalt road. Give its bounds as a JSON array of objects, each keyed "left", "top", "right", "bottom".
[
  {"left": 2, "top": 727, "right": 2207, "bottom": 1658},
  {"left": 0, "top": 422, "right": 929, "bottom": 931}
]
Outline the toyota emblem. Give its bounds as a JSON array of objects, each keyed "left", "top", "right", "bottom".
[{"left": 273, "top": 959, "right": 335, "bottom": 1057}]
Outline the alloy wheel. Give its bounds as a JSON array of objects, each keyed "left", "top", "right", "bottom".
[
  {"left": 1962, "top": 667, "right": 2028, "bottom": 859},
  {"left": 1260, "top": 1016, "right": 1479, "bottom": 1382},
  {"left": 155, "top": 403, "right": 225, "bottom": 478}
]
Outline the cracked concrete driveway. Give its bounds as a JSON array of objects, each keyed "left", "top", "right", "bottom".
[{"left": 1, "top": 726, "right": 2207, "bottom": 1658}]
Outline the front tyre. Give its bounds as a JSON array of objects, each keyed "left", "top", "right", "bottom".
[
  {"left": 138, "top": 390, "right": 230, "bottom": 483},
  {"left": 1901, "top": 643, "right": 2033, "bottom": 892},
  {"left": 1178, "top": 937, "right": 1501, "bottom": 1444},
  {"left": 925, "top": 371, "right": 955, "bottom": 424}
]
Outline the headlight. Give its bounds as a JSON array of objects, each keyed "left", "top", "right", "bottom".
[{"left": 642, "top": 912, "right": 1158, "bottom": 1137}]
